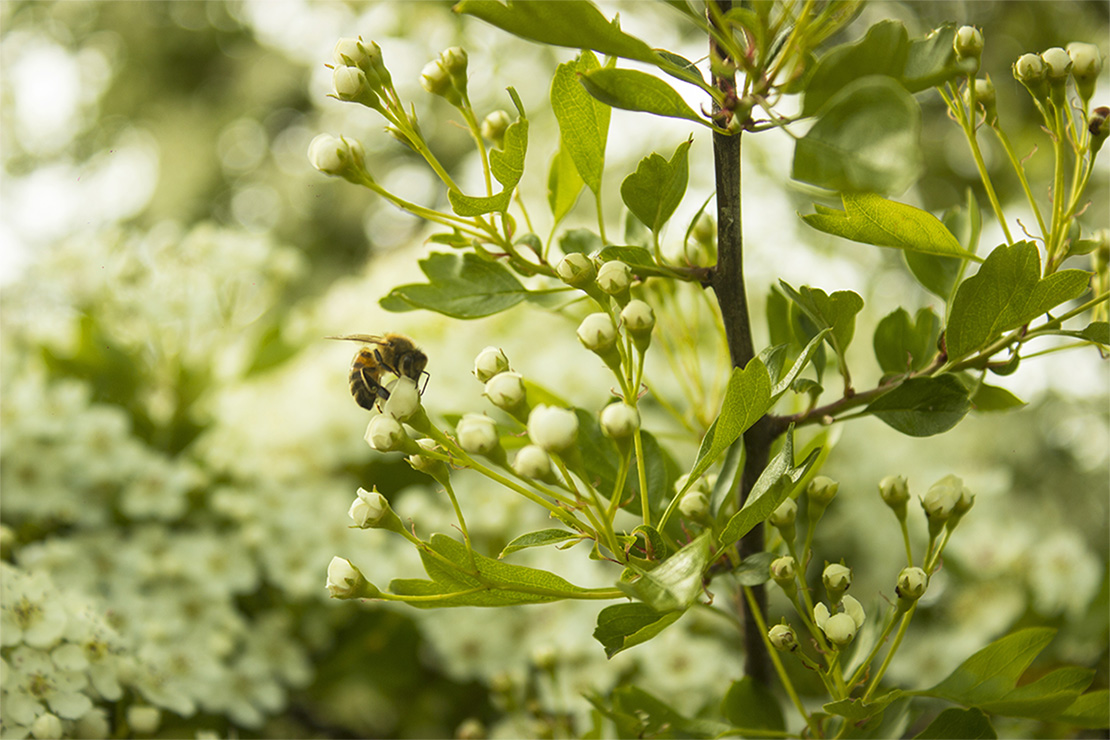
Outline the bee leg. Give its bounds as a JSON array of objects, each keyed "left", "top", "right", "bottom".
[{"left": 419, "top": 370, "right": 431, "bottom": 395}]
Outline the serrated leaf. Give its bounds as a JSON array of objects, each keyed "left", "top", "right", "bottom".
[
  {"left": 548, "top": 146, "right": 585, "bottom": 224},
  {"left": 945, "top": 242, "right": 1091, "bottom": 360},
  {"left": 455, "top": 0, "right": 657, "bottom": 62},
  {"left": 970, "top": 383, "right": 1025, "bottom": 412},
  {"left": 447, "top": 111, "right": 528, "bottom": 216},
  {"left": 552, "top": 51, "right": 608, "bottom": 195},
  {"left": 793, "top": 76, "right": 922, "bottom": 195},
  {"left": 802, "top": 20, "right": 909, "bottom": 117},
  {"left": 802, "top": 193, "right": 976, "bottom": 260},
  {"left": 864, "top": 375, "right": 970, "bottom": 436},
  {"left": 621, "top": 138, "right": 692, "bottom": 235},
  {"left": 500, "top": 529, "right": 582, "bottom": 557},
  {"left": 619, "top": 533, "right": 710, "bottom": 612},
  {"left": 580, "top": 68, "right": 713, "bottom": 128},
  {"left": 381, "top": 252, "right": 528, "bottom": 319},
  {"left": 593, "top": 603, "right": 683, "bottom": 658},
  {"left": 914, "top": 708, "right": 996, "bottom": 739},
  {"left": 873, "top": 307, "right": 941, "bottom": 374},
  {"left": 684, "top": 357, "right": 773, "bottom": 490},
  {"left": 719, "top": 426, "right": 820, "bottom": 547},
  {"left": 722, "top": 677, "right": 784, "bottom": 731}
]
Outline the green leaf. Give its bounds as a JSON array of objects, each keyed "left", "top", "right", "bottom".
[
  {"left": 970, "top": 383, "right": 1026, "bottom": 412},
  {"left": 455, "top": 0, "right": 657, "bottom": 63},
  {"left": 719, "top": 425, "right": 820, "bottom": 547},
  {"left": 547, "top": 145, "right": 585, "bottom": 224},
  {"left": 902, "top": 23, "right": 966, "bottom": 92},
  {"left": 447, "top": 107, "right": 528, "bottom": 216},
  {"left": 772, "top": 328, "right": 831, "bottom": 402},
  {"left": 619, "top": 533, "right": 710, "bottom": 612},
  {"left": 824, "top": 689, "right": 905, "bottom": 721},
  {"left": 976, "top": 666, "right": 1095, "bottom": 719},
  {"left": 904, "top": 192, "right": 979, "bottom": 299},
  {"left": 793, "top": 76, "right": 922, "bottom": 195},
  {"left": 864, "top": 375, "right": 971, "bottom": 436},
  {"left": 733, "top": 551, "right": 774, "bottom": 586},
  {"left": 1057, "top": 689, "right": 1110, "bottom": 729},
  {"left": 802, "top": 193, "right": 976, "bottom": 260},
  {"left": 598, "top": 245, "right": 659, "bottom": 270},
  {"left": 381, "top": 252, "right": 528, "bottom": 319},
  {"left": 722, "top": 677, "right": 784, "bottom": 731},
  {"left": 552, "top": 51, "right": 609, "bottom": 195},
  {"left": 684, "top": 357, "right": 773, "bottom": 489},
  {"left": 579, "top": 68, "right": 712, "bottom": 128},
  {"left": 914, "top": 708, "right": 996, "bottom": 739},
  {"left": 587, "top": 685, "right": 729, "bottom": 739},
  {"left": 575, "top": 407, "right": 620, "bottom": 495},
  {"left": 391, "top": 533, "right": 597, "bottom": 607},
  {"left": 873, "top": 307, "right": 941, "bottom": 374},
  {"left": 559, "top": 228, "right": 602, "bottom": 255},
  {"left": 593, "top": 603, "right": 683, "bottom": 658},
  {"left": 620, "top": 138, "right": 692, "bottom": 235},
  {"left": 626, "top": 432, "right": 678, "bottom": 520},
  {"left": 802, "top": 20, "right": 909, "bottom": 117},
  {"left": 1081, "top": 321, "right": 1110, "bottom": 345},
  {"left": 945, "top": 242, "right": 1091, "bottom": 360},
  {"left": 925, "top": 627, "right": 1055, "bottom": 706},
  {"left": 778, "top": 281, "right": 864, "bottom": 359},
  {"left": 655, "top": 50, "right": 707, "bottom": 89},
  {"left": 499, "top": 529, "right": 582, "bottom": 558}
]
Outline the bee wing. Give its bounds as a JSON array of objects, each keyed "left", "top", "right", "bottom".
[{"left": 325, "top": 334, "right": 384, "bottom": 344}]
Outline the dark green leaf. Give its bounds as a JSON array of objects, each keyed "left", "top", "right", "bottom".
[
  {"left": 588, "top": 685, "right": 729, "bottom": 739},
  {"left": 945, "top": 242, "right": 1091, "bottom": 360},
  {"left": 499, "top": 529, "right": 582, "bottom": 557},
  {"left": 575, "top": 407, "right": 620, "bottom": 494},
  {"left": 970, "top": 383, "right": 1026, "bottom": 412},
  {"left": 801, "top": 193, "right": 976, "bottom": 259},
  {"left": 1080, "top": 321, "right": 1109, "bottom": 345},
  {"left": 631, "top": 525, "right": 668, "bottom": 562},
  {"left": 548, "top": 145, "right": 585, "bottom": 224},
  {"left": 559, "top": 228, "right": 602, "bottom": 255},
  {"left": 447, "top": 110, "right": 527, "bottom": 216},
  {"left": 381, "top": 252, "right": 528, "bottom": 319},
  {"left": 580, "top": 68, "right": 712, "bottom": 128},
  {"left": 708, "top": 439, "right": 744, "bottom": 518},
  {"left": 778, "top": 281, "right": 864, "bottom": 359},
  {"left": 655, "top": 50, "right": 707, "bottom": 89},
  {"left": 802, "top": 20, "right": 909, "bottom": 117},
  {"left": 902, "top": 23, "right": 966, "bottom": 92},
  {"left": 824, "top": 689, "right": 905, "bottom": 721},
  {"left": 873, "top": 307, "right": 941, "bottom": 374},
  {"left": 455, "top": 0, "right": 657, "bottom": 63},
  {"left": 864, "top": 375, "right": 970, "bottom": 436},
  {"left": 793, "top": 76, "right": 922, "bottom": 195},
  {"left": 722, "top": 677, "right": 784, "bottom": 731},
  {"left": 914, "top": 708, "right": 996, "bottom": 739},
  {"left": 619, "top": 533, "right": 710, "bottom": 612},
  {"left": 621, "top": 138, "right": 692, "bottom": 235},
  {"left": 593, "top": 603, "right": 683, "bottom": 658},
  {"left": 552, "top": 51, "right": 608, "bottom": 195},
  {"left": 720, "top": 426, "right": 820, "bottom": 547},
  {"left": 733, "top": 551, "right": 774, "bottom": 586}
]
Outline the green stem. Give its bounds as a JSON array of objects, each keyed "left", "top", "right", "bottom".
[
  {"left": 862, "top": 606, "right": 915, "bottom": 702},
  {"left": 632, "top": 429, "right": 651, "bottom": 527},
  {"left": 441, "top": 477, "right": 477, "bottom": 571},
  {"left": 594, "top": 189, "right": 607, "bottom": 244},
  {"left": 943, "top": 82, "right": 1013, "bottom": 244},
  {"left": 459, "top": 104, "right": 493, "bottom": 196},
  {"left": 991, "top": 125, "right": 1049, "bottom": 243},
  {"left": 846, "top": 606, "right": 900, "bottom": 689}
]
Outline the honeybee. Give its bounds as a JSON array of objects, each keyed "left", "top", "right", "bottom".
[{"left": 327, "top": 333, "right": 429, "bottom": 411}]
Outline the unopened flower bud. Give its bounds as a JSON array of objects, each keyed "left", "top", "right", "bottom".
[
  {"left": 127, "top": 706, "right": 161, "bottom": 735},
  {"left": 556, "top": 253, "right": 597, "bottom": 287},
  {"left": 349, "top": 486, "right": 388, "bottom": 528},
  {"left": 326, "top": 556, "right": 379, "bottom": 599},
  {"left": 823, "top": 563, "right": 852, "bottom": 603},
  {"left": 621, "top": 299, "right": 655, "bottom": 352},
  {"left": 532, "top": 644, "right": 557, "bottom": 671},
  {"left": 879, "top": 474, "right": 909, "bottom": 519},
  {"left": 333, "top": 65, "right": 378, "bottom": 106},
  {"left": 457, "top": 413, "right": 499, "bottom": 456},
  {"left": 577, "top": 313, "right": 618, "bottom": 353},
  {"left": 597, "top": 260, "right": 632, "bottom": 296},
  {"left": 365, "top": 414, "right": 406, "bottom": 452},
  {"left": 383, "top": 376, "right": 421, "bottom": 422},
  {"left": 1068, "top": 42, "right": 1102, "bottom": 101},
  {"left": 407, "top": 438, "right": 447, "bottom": 477},
  {"left": 333, "top": 37, "right": 367, "bottom": 67},
  {"left": 513, "top": 444, "right": 553, "bottom": 479},
  {"left": 807, "top": 475, "right": 838, "bottom": 521},
  {"left": 421, "top": 59, "right": 461, "bottom": 104},
  {"left": 600, "top": 402, "right": 640, "bottom": 440},
  {"left": 333, "top": 37, "right": 387, "bottom": 85},
  {"left": 954, "top": 26, "right": 984, "bottom": 65},
  {"left": 823, "top": 613, "right": 857, "bottom": 647},
  {"left": 922, "top": 474, "right": 963, "bottom": 522},
  {"left": 484, "top": 372, "right": 526, "bottom": 411},
  {"left": 679, "top": 490, "right": 709, "bottom": 520},
  {"left": 481, "top": 110, "right": 512, "bottom": 149},
  {"left": 1043, "top": 47, "right": 1073, "bottom": 79},
  {"left": 1091, "top": 107, "right": 1110, "bottom": 157},
  {"left": 896, "top": 566, "right": 928, "bottom": 606},
  {"left": 965, "top": 77, "right": 997, "bottom": 125},
  {"left": 770, "top": 555, "right": 797, "bottom": 595},
  {"left": 528, "top": 405, "right": 579, "bottom": 452},
  {"left": 1014, "top": 52, "right": 1050, "bottom": 104},
  {"left": 31, "top": 713, "right": 63, "bottom": 740},
  {"left": 769, "top": 497, "right": 797, "bottom": 529},
  {"left": 308, "top": 133, "right": 367, "bottom": 183},
  {"left": 440, "top": 46, "right": 469, "bottom": 90},
  {"left": 768, "top": 623, "right": 797, "bottom": 652},
  {"left": 474, "top": 346, "right": 510, "bottom": 381}
]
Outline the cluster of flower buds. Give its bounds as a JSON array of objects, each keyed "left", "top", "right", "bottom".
[
  {"left": 421, "top": 47, "right": 469, "bottom": 106},
  {"left": 953, "top": 26, "right": 984, "bottom": 74},
  {"left": 921, "top": 473, "right": 974, "bottom": 539},
  {"left": 330, "top": 36, "right": 391, "bottom": 109},
  {"left": 674, "top": 473, "right": 713, "bottom": 522},
  {"left": 1014, "top": 43, "right": 1103, "bottom": 107}
]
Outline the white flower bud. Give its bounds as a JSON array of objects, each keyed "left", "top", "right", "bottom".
[
  {"left": 807, "top": 475, "right": 839, "bottom": 504},
  {"left": 474, "top": 346, "right": 510, "bottom": 382},
  {"left": 333, "top": 65, "right": 369, "bottom": 101},
  {"left": 768, "top": 623, "right": 797, "bottom": 652},
  {"left": 965, "top": 77, "right": 997, "bottom": 124},
  {"left": 420, "top": 59, "right": 452, "bottom": 95},
  {"left": 823, "top": 563, "right": 852, "bottom": 594},
  {"left": 842, "top": 594, "right": 865, "bottom": 628},
  {"left": 878, "top": 474, "right": 909, "bottom": 507},
  {"left": 1042, "top": 47, "right": 1073, "bottom": 80},
  {"left": 770, "top": 555, "right": 797, "bottom": 583},
  {"left": 349, "top": 487, "right": 388, "bottom": 528},
  {"left": 1068, "top": 43, "right": 1102, "bottom": 79},
  {"left": 126, "top": 706, "right": 161, "bottom": 735},
  {"left": 922, "top": 474, "right": 964, "bottom": 521},
  {"left": 333, "top": 38, "right": 368, "bottom": 68},
  {"left": 527, "top": 405, "right": 579, "bottom": 452},
  {"left": 769, "top": 497, "right": 797, "bottom": 528},
  {"left": 457, "top": 413, "right": 499, "bottom": 455},
  {"left": 896, "top": 566, "right": 928, "bottom": 601},
  {"left": 678, "top": 490, "right": 708, "bottom": 520},
  {"left": 383, "top": 376, "right": 421, "bottom": 422},
  {"left": 31, "top": 713, "right": 63, "bottom": 740},
  {"left": 407, "top": 438, "right": 441, "bottom": 474},
  {"left": 441, "top": 46, "right": 468, "bottom": 77},
  {"left": 326, "top": 556, "right": 376, "bottom": 599},
  {"left": 484, "top": 372, "right": 526, "bottom": 410},
  {"left": 600, "top": 402, "right": 640, "bottom": 439},
  {"left": 620, "top": 299, "right": 655, "bottom": 334},
  {"left": 556, "top": 253, "right": 596, "bottom": 287},
  {"left": 481, "top": 110, "right": 512, "bottom": 148},
  {"left": 824, "top": 613, "right": 858, "bottom": 646},
  {"left": 1015, "top": 53, "right": 1047, "bottom": 83},
  {"left": 365, "top": 414, "right": 406, "bottom": 452},
  {"left": 954, "top": 26, "right": 984, "bottom": 60},
  {"left": 577, "top": 313, "right": 618, "bottom": 352},
  {"left": 513, "top": 444, "right": 552, "bottom": 479},
  {"left": 596, "top": 260, "right": 632, "bottom": 295},
  {"left": 308, "top": 133, "right": 366, "bottom": 180}
]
